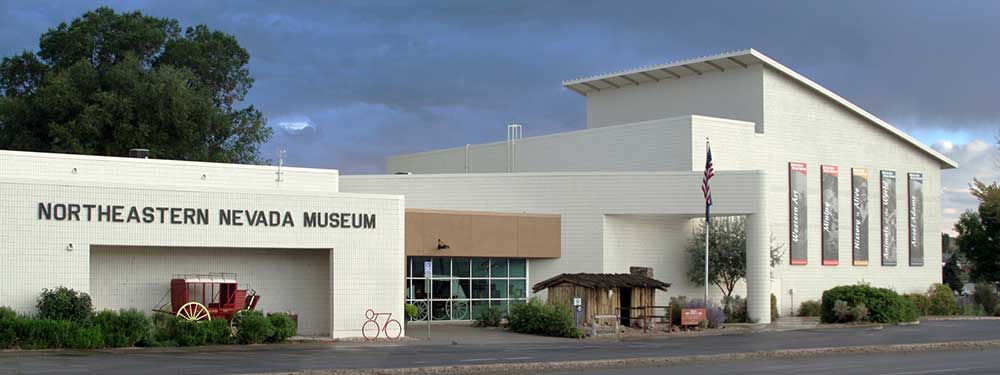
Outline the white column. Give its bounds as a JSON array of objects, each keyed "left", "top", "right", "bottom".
[{"left": 747, "top": 172, "right": 771, "bottom": 324}]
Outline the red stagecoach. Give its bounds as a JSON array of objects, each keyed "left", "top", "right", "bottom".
[{"left": 153, "top": 273, "right": 260, "bottom": 321}]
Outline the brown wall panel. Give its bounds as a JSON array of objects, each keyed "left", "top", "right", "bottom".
[{"left": 405, "top": 209, "right": 560, "bottom": 259}]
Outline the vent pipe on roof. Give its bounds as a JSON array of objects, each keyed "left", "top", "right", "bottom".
[
  {"left": 128, "top": 148, "right": 149, "bottom": 159},
  {"left": 506, "top": 124, "right": 522, "bottom": 172}
]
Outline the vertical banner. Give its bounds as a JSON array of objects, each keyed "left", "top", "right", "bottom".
[
  {"left": 908, "top": 173, "right": 924, "bottom": 266},
  {"left": 789, "top": 162, "right": 808, "bottom": 265},
  {"left": 851, "top": 168, "right": 869, "bottom": 266},
  {"left": 880, "top": 170, "right": 897, "bottom": 266},
  {"left": 821, "top": 165, "right": 839, "bottom": 266}
]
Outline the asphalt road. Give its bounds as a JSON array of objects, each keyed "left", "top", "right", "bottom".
[
  {"left": 2, "top": 320, "right": 1000, "bottom": 375},
  {"left": 542, "top": 348, "right": 1000, "bottom": 374}
]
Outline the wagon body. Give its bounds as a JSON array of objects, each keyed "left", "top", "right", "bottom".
[{"left": 156, "top": 273, "right": 260, "bottom": 321}]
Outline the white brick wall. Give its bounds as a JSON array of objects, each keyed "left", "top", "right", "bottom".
[{"left": 0, "top": 151, "right": 404, "bottom": 339}]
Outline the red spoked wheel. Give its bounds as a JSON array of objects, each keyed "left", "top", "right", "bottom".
[{"left": 383, "top": 319, "right": 402, "bottom": 340}]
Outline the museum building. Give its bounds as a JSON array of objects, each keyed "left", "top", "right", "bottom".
[
  {"left": 342, "top": 49, "right": 956, "bottom": 324},
  {"left": 0, "top": 49, "right": 955, "bottom": 333}
]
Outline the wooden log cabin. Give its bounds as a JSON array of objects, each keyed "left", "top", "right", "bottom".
[{"left": 532, "top": 267, "right": 670, "bottom": 327}]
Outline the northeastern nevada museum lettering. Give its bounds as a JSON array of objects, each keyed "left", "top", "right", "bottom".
[{"left": 36, "top": 202, "right": 376, "bottom": 229}]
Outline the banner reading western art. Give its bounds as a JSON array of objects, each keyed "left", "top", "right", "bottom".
[
  {"left": 821, "top": 165, "right": 839, "bottom": 266},
  {"left": 851, "top": 168, "right": 869, "bottom": 266},
  {"left": 789, "top": 162, "right": 808, "bottom": 265},
  {"left": 908, "top": 173, "right": 924, "bottom": 266},
  {"left": 880, "top": 170, "right": 897, "bottom": 266}
]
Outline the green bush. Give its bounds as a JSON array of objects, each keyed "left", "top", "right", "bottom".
[
  {"left": 771, "top": 294, "right": 779, "bottom": 321},
  {"left": 67, "top": 326, "right": 105, "bottom": 349},
  {"left": 904, "top": 293, "right": 931, "bottom": 316},
  {"left": 926, "top": 284, "right": 958, "bottom": 316},
  {"left": 821, "top": 284, "right": 918, "bottom": 324},
  {"left": 267, "top": 313, "right": 296, "bottom": 343},
  {"left": 850, "top": 303, "right": 869, "bottom": 322},
  {"left": 507, "top": 298, "right": 581, "bottom": 338},
  {"left": 0, "top": 307, "right": 18, "bottom": 349},
  {"left": 37, "top": 287, "right": 93, "bottom": 324},
  {"left": 94, "top": 309, "right": 152, "bottom": 348},
  {"left": 14, "top": 318, "right": 75, "bottom": 349},
  {"left": 798, "top": 300, "right": 821, "bottom": 317},
  {"left": 722, "top": 296, "right": 747, "bottom": 323},
  {"left": 232, "top": 311, "right": 273, "bottom": 344},
  {"left": 404, "top": 304, "right": 419, "bottom": 321},
  {"left": 473, "top": 306, "right": 504, "bottom": 328},
  {"left": 171, "top": 319, "right": 209, "bottom": 346},
  {"left": 669, "top": 296, "right": 689, "bottom": 325},
  {"left": 973, "top": 283, "right": 997, "bottom": 315},
  {"left": 203, "top": 319, "right": 232, "bottom": 345}
]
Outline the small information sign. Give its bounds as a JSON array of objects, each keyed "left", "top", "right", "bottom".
[
  {"left": 681, "top": 308, "right": 707, "bottom": 326},
  {"left": 424, "top": 261, "right": 433, "bottom": 278},
  {"left": 573, "top": 297, "right": 582, "bottom": 306}
]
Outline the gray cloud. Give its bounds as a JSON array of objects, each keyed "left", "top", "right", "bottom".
[{"left": 934, "top": 139, "right": 999, "bottom": 234}]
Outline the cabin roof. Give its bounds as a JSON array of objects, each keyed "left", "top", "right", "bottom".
[{"left": 532, "top": 273, "right": 671, "bottom": 293}]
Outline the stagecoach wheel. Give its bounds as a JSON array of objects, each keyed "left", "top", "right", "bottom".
[
  {"left": 176, "top": 302, "right": 211, "bottom": 321},
  {"left": 447, "top": 300, "right": 470, "bottom": 320},
  {"left": 413, "top": 301, "right": 429, "bottom": 321}
]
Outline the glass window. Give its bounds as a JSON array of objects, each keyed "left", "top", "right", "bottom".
[
  {"left": 450, "top": 300, "right": 470, "bottom": 320},
  {"left": 509, "top": 259, "right": 526, "bottom": 277},
  {"left": 491, "top": 300, "right": 509, "bottom": 315},
  {"left": 432, "top": 280, "right": 451, "bottom": 299},
  {"left": 490, "top": 279, "right": 508, "bottom": 299},
  {"left": 410, "top": 279, "right": 427, "bottom": 300},
  {"left": 433, "top": 258, "right": 450, "bottom": 278},
  {"left": 471, "top": 301, "right": 487, "bottom": 321},
  {"left": 453, "top": 258, "right": 471, "bottom": 277},
  {"left": 491, "top": 258, "right": 508, "bottom": 278},
  {"left": 509, "top": 280, "right": 526, "bottom": 299},
  {"left": 472, "top": 258, "right": 490, "bottom": 277},
  {"left": 411, "top": 256, "right": 430, "bottom": 278},
  {"left": 432, "top": 301, "right": 449, "bottom": 320},
  {"left": 472, "top": 279, "right": 489, "bottom": 299},
  {"left": 452, "top": 279, "right": 471, "bottom": 299}
]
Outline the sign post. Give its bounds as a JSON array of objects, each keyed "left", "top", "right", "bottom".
[
  {"left": 424, "top": 260, "right": 432, "bottom": 340},
  {"left": 573, "top": 297, "right": 582, "bottom": 329}
]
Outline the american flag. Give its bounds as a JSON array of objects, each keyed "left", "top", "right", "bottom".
[{"left": 701, "top": 142, "right": 714, "bottom": 221}]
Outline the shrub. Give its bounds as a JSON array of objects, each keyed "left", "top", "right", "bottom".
[
  {"left": 203, "top": 319, "right": 232, "bottom": 345},
  {"left": 232, "top": 311, "right": 273, "bottom": 344},
  {"left": 0, "top": 307, "right": 18, "bottom": 349},
  {"left": 94, "top": 309, "right": 152, "bottom": 348},
  {"left": 170, "top": 319, "right": 209, "bottom": 347},
  {"left": 722, "top": 296, "right": 747, "bottom": 323},
  {"left": 267, "top": 313, "right": 296, "bottom": 343},
  {"left": 821, "top": 284, "right": 918, "bottom": 324},
  {"left": 851, "top": 303, "right": 870, "bottom": 322},
  {"left": 957, "top": 296, "right": 985, "bottom": 316},
  {"left": 14, "top": 318, "right": 75, "bottom": 349},
  {"left": 771, "top": 293, "right": 779, "bottom": 321},
  {"left": 904, "top": 293, "right": 931, "bottom": 316},
  {"left": 507, "top": 298, "right": 581, "bottom": 338},
  {"left": 798, "top": 300, "right": 821, "bottom": 317},
  {"left": 832, "top": 300, "right": 850, "bottom": 322},
  {"left": 37, "top": 287, "right": 93, "bottom": 324},
  {"left": 404, "top": 304, "right": 419, "bottom": 321},
  {"left": 973, "top": 283, "right": 997, "bottom": 315},
  {"left": 67, "top": 326, "right": 105, "bottom": 349},
  {"left": 669, "top": 296, "right": 689, "bottom": 325},
  {"left": 474, "top": 306, "right": 504, "bottom": 328},
  {"left": 926, "top": 284, "right": 957, "bottom": 316}
]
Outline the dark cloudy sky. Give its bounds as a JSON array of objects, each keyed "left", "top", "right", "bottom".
[{"left": 1, "top": 1, "right": 997, "bottom": 233}]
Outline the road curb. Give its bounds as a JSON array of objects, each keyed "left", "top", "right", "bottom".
[{"left": 263, "top": 340, "right": 1000, "bottom": 375}]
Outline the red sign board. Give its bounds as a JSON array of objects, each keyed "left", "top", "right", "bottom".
[{"left": 681, "top": 308, "right": 706, "bottom": 326}]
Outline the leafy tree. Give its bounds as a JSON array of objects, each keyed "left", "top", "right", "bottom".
[
  {"left": 956, "top": 179, "right": 1000, "bottom": 284},
  {"left": 943, "top": 251, "right": 964, "bottom": 292},
  {"left": 0, "top": 7, "right": 271, "bottom": 163},
  {"left": 685, "top": 216, "right": 784, "bottom": 298}
]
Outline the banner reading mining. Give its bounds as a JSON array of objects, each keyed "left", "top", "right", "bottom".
[{"left": 821, "top": 165, "right": 839, "bottom": 266}]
